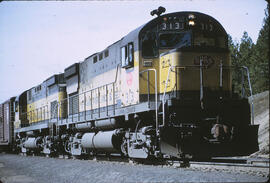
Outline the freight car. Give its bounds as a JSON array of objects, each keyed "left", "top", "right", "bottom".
[
  {"left": 0, "top": 97, "right": 15, "bottom": 151},
  {"left": 1, "top": 8, "right": 259, "bottom": 160}
]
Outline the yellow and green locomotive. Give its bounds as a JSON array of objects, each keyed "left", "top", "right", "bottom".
[{"left": 9, "top": 8, "right": 259, "bottom": 159}]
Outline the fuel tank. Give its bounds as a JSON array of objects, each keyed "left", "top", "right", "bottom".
[
  {"left": 23, "top": 137, "right": 42, "bottom": 149},
  {"left": 81, "top": 130, "right": 121, "bottom": 152}
]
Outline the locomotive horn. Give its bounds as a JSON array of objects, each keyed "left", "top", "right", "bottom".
[{"left": 150, "top": 6, "right": 166, "bottom": 17}]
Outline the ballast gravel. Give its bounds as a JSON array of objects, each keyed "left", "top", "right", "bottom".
[{"left": 0, "top": 154, "right": 268, "bottom": 183}]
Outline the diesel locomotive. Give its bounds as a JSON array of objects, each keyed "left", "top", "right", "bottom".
[{"left": 0, "top": 8, "right": 259, "bottom": 160}]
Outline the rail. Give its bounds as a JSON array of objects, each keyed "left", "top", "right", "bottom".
[
  {"left": 18, "top": 65, "right": 120, "bottom": 129},
  {"left": 18, "top": 63, "right": 254, "bottom": 129},
  {"left": 166, "top": 159, "right": 270, "bottom": 169},
  {"left": 139, "top": 69, "right": 158, "bottom": 136}
]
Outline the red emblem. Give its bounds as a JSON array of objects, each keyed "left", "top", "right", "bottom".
[{"left": 126, "top": 72, "right": 133, "bottom": 86}]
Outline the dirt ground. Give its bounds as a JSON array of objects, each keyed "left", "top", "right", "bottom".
[{"left": 249, "top": 91, "right": 269, "bottom": 157}]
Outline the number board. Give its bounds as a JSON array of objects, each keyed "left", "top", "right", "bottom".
[
  {"left": 159, "top": 16, "right": 215, "bottom": 32},
  {"left": 159, "top": 16, "right": 186, "bottom": 31}
]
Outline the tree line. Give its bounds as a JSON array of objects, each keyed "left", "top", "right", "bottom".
[{"left": 228, "top": 4, "right": 269, "bottom": 95}]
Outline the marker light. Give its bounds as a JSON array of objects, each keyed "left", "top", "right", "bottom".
[{"left": 188, "top": 14, "right": 195, "bottom": 20}]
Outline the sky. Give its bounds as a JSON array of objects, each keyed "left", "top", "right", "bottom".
[{"left": 0, "top": 0, "right": 268, "bottom": 103}]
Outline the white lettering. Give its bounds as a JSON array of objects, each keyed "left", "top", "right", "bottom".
[
  {"left": 175, "top": 22, "right": 180, "bottom": 29},
  {"left": 161, "top": 23, "right": 166, "bottom": 30},
  {"left": 201, "top": 23, "right": 204, "bottom": 30},
  {"left": 209, "top": 24, "right": 213, "bottom": 31},
  {"left": 160, "top": 21, "right": 186, "bottom": 30},
  {"left": 179, "top": 23, "right": 184, "bottom": 29}
]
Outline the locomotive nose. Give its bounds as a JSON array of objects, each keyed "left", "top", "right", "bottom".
[{"left": 159, "top": 48, "right": 231, "bottom": 99}]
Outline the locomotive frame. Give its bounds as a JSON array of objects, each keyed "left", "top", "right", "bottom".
[{"left": 1, "top": 9, "right": 259, "bottom": 160}]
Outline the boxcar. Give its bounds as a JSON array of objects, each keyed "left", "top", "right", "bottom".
[{"left": 0, "top": 97, "right": 15, "bottom": 151}]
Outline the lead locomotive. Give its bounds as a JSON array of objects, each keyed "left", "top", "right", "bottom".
[{"left": 1, "top": 8, "right": 259, "bottom": 160}]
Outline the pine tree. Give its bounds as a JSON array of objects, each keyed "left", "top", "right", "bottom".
[
  {"left": 229, "top": 4, "right": 269, "bottom": 94},
  {"left": 252, "top": 4, "right": 269, "bottom": 93}
]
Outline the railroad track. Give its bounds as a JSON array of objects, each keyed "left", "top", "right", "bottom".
[
  {"left": 190, "top": 156, "right": 269, "bottom": 167},
  {"left": 14, "top": 151, "right": 270, "bottom": 174},
  {"left": 189, "top": 160, "right": 269, "bottom": 168},
  {"left": 5, "top": 152, "right": 269, "bottom": 178},
  {"left": 164, "top": 157, "right": 269, "bottom": 178}
]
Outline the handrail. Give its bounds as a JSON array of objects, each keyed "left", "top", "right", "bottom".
[
  {"left": 22, "top": 65, "right": 120, "bottom": 126},
  {"left": 161, "top": 65, "right": 255, "bottom": 127},
  {"left": 21, "top": 64, "right": 254, "bottom": 128},
  {"left": 199, "top": 58, "right": 204, "bottom": 109},
  {"left": 81, "top": 64, "right": 120, "bottom": 96},
  {"left": 241, "top": 66, "right": 254, "bottom": 125},
  {"left": 222, "top": 65, "right": 254, "bottom": 125},
  {"left": 161, "top": 66, "right": 185, "bottom": 128},
  {"left": 60, "top": 64, "right": 120, "bottom": 123},
  {"left": 139, "top": 69, "right": 158, "bottom": 136},
  {"left": 219, "top": 60, "right": 223, "bottom": 88},
  {"left": 219, "top": 65, "right": 254, "bottom": 125}
]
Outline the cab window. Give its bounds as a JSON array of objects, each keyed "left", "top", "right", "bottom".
[
  {"left": 14, "top": 101, "right": 18, "bottom": 112},
  {"left": 141, "top": 31, "right": 158, "bottom": 58},
  {"left": 194, "top": 32, "right": 215, "bottom": 47},
  {"left": 121, "top": 42, "right": 134, "bottom": 68},
  {"left": 193, "top": 32, "right": 226, "bottom": 48}
]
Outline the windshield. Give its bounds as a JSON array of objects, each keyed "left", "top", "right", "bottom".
[
  {"left": 194, "top": 32, "right": 226, "bottom": 48},
  {"left": 159, "top": 32, "right": 191, "bottom": 49}
]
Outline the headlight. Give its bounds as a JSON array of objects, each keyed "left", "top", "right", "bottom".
[
  {"left": 188, "top": 14, "right": 196, "bottom": 26},
  {"left": 188, "top": 20, "right": 195, "bottom": 26}
]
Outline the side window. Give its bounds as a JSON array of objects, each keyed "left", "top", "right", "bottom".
[
  {"left": 28, "top": 90, "right": 32, "bottom": 101},
  {"left": 99, "top": 53, "right": 103, "bottom": 61},
  {"left": 105, "top": 50, "right": 109, "bottom": 57},
  {"left": 93, "top": 56, "right": 98, "bottom": 63},
  {"left": 14, "top": 101, "right": 18, "bottom": 112},
  {"left": 121, "top": 42, "right": 134, "bottom": 68},
  {"left": 121, "top": 46, "right": 127, "bottom": 67},
  {"left": 128, "top": 43, "right": 134, "bottom": 64}
]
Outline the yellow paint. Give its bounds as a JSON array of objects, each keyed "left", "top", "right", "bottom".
[
  {"left": 159, "top": 52, "right": 179, "bottom": 93},
  {"left": 159, "top": 51, "right": 232, "bottom": 93},
  {"left": 138, "top": 49, "right": 173, "bottom": 97},
  {"left": 139, "top": 59, "right": 160, "bottom": 95},
  {"left": 27, "top": 101, "right": 48, "bottom": 123},
  {"left": 138, "top": 48, "right": 232, "bottom": 99},
  {"left": 27, "top": 103, "right": 36, "bottom": 123},
  {"left": 58, "top": 91, "right": 67, "bottom": 118},
  {"left": 134, "top": 54, "right": 139, "bottom": 67},
  {"left": 27, "top": 90, "right": 68, "bottom": 123}
]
